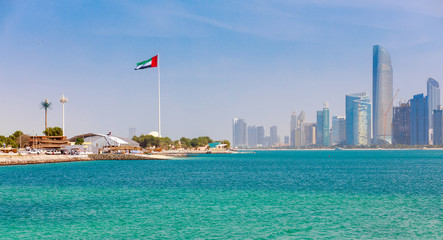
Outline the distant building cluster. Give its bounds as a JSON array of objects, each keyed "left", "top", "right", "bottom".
[
  {"left": 233, "top": 45, "right": 441, "bottom": 148},
  {"left": 232, "top": 118, "right": 280, "bottom": 148}
]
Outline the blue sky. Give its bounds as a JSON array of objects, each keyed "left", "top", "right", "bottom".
[{"left": 1, "top": 0, "right": 442, "bottom": 141}]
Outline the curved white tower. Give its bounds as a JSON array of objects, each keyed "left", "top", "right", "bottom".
[{"left": 373, "top": 45, "right": 393, "bottom": 144}]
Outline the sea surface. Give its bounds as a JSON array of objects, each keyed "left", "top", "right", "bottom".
[{"left": 0, "top": 150, "right": 441, "bottom": 238}]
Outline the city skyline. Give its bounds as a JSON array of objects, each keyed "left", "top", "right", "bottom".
[{"left": 1, "top": 1, "right": 442, "bottom": 140}]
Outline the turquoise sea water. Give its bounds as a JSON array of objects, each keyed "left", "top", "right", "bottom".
[{"left": 0, "top": 150, "right": 441, "bottom": 238}]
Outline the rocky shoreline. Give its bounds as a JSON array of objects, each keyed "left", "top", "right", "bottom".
[
  {"left": 0, "top": 154, "right": 173, "bottom": 166},
  {"left": 0, "top": 149, "right": 235, "bottom": 166}
]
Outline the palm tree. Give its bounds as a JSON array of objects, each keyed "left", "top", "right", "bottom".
[{"left": 40, "top": 99, "right": 52, "bottom": 130}]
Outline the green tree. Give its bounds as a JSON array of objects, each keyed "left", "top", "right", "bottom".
[
  {"left": 179, "top": 137, "right": 191, "bottom": 149},
  {"left": 0, "top": 135, "right": 17, "bottom": 148},
  {"left": 43, "top": 127, "right": 63, "bottom": 136},
  {"left": 159, "top": 137, "right": 172, "bottom": 148},
  {"left": 173, "top": 140, "right": 180, "bottom": 149},
  {"left": 75, "top": 137, "right": 85, "bottom": 145},
  {"left": 16, "top": 134, "right": 30, "bottom": 148},
  {"left": 190, "top": 138, "right": 199, "bottom": 147},
  {"left": 133, "top": 135, "right": 159, "bottom": 148},
  {"left": 190, "top": 136, "right": 213, "bottom": 147},
  {"left": 12, "top": 131, "right": 23, "bottom": 139},
  {"left": 220, "top": 140, "right": 231, "bottom": 149},
  {"left": 40, "top": 99, "right": 52, "bottom": 130}
]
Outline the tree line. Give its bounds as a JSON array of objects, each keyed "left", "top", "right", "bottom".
[
  {"left": 0, "top": 127, "right": 63, "bottom": 148},
  {"left": 0, "top": 131, "right": 27, "bottom": 148},
  {"left": 132, "top": 135, "right": 230, "bottom": 149}
]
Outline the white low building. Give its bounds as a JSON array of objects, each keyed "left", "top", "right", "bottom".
[{"left": 68, "top": 133, "right": 141, "bottom": 154}]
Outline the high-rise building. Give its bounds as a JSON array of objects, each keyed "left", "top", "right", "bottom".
[
  {"left": 298, "top": 111, "right": 306, "bottom": 124},
  {"left": 296, "top": 110, "right": 306, "bottom": 146},
  {"left": 128, "top": 127, "right": 136, "bottom": 139},
  {"left": 290, "top": 112, "right": 298, "bottom": 146},
  {"left": 410, "top": 94, "right": 428, "bottom": 145},
  {"left": 373, "top": 45, "right": 393, "bottom": 144},
  {"left": 392, "top": 102, "right": 411, "bottom": 145},
  {"left": 270, "top": 126, "right": 278, "bottom": 146},
  {"left": 304, "top": 123, "right": 316, "bottom": 146},
  {"left": 346, "top": 93, "right": 371, "bottom": 145},
  {"left": 316, "top": 103, "right": 330, "bottom": 146},
  {"left": 433, "top": 109, "right": 443, "bottom": 145},
  {"left": 316, "top": 111, "right": 323, "bottom": 145},
  {"left": 293, "top": 128, "right": 302, "bottom": 147},
  {"left": 248, "top": 126, "right": 257, "bottom": 147},
  {"left": 232, "top": 118, "right": 247, "bottom": 147},
  {"left": 427, "top": 78, "right": 440, "bottom": 144},
  {"left": 257, "top": 126, "right": 265, "bottom": 147},
  {"left": 332, "top": 116, "right": 346, "bottom": 145}
]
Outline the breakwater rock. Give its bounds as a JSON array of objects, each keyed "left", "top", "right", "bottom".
[
  {"left": 0, "top": 155, "right": 91, "bottom": 166},
  {"left": 0, "top": 153, "right": 172, "bottom": 166}
]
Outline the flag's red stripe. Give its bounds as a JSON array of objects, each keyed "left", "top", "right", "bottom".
[{"left": 151, "top": 55, "right": 158, "bottom": 67}]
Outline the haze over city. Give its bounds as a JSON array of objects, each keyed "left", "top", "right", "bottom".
[{"left": 1, "top": 0, "right": 442, "bottom": 141}]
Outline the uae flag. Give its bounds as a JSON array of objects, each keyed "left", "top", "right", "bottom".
[{"left": 135, "top": 55, "right": 158, "bottom": 70}]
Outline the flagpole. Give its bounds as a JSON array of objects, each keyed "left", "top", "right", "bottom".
[{"left": 157, "top": 53, "right": 161, "bottom": 137}]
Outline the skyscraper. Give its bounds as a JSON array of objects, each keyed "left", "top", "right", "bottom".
[
  {"left": 270, "top": 126, "right": 278, "bottom": 146},
  {"left": 297, "top": 110, "right": 306, "bottom": 146},
  {"left": 332, "top": 116, "right": 346, "bottom": 145},
  {"left": 392, "top": 102, "right": 411, "bottom": 145},
  {"left": 373, "top": 45, "right": 393, "bottom": 144},
  {"left": 256, "top": 126, "right": 265, "bottom": 147},
  {"left": 232, "top": 118, "right": 247, "bottom": 147},
  {"left": 433, "top": 109, "right": 443, "bottom": 145},
  {"left": 247, "top": 126, "right": 257, "bottom": 147},
  {"left": 304, "top": 123, "right": 316, "bottom": 146},
  {"left": 290, "top": 112, "right": 298, "bottom": 147},
  {"left": 346, "top": 93, "right": 371, "bottom": 145},
  {"left": 410, "top": 94, "right": 428, "bottom": 145},
  {"left": 316, "top": 103, "right": 330, "bottom": 146},
  {"left": 427, "top": 78, "right": 440, "bottom": 144},
  {"left": 316, "top": 111, "right": 323, "bottom": 146}
]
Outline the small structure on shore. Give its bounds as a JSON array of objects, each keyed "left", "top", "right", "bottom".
[
  {"left": 68, "top": 133, "right": 142, "bottom": 154},
  {"left": 28, "top": 136, "right": 69, "bottom": 150}
]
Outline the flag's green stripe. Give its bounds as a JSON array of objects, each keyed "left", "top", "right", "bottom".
[{"left": 136, "top": 57, "right": 152, "bottom": 66}]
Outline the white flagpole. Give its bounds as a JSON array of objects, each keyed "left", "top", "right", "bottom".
[{"left": 157, "top": 54, "right": 161, "bottom": 137}]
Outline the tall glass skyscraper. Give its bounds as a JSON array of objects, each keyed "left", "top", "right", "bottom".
[
  {"left": 433, "top": 109, "right": 443, "bottom": 145},
  {"left": 316, "top": 103, "right": 330, "bottom": 146},
  {"left": 290, "top": 112, "right": 298, "bottom": 147},
  {"left": 232, "top": 118, "right": 247, "bottom": 147},
  {"left": 373, "top": 45, "right": 393, "bottom": 144},
  {"left": 270, "top": 126, "right": 278, "bottom": 146},
  {"left": 346, "top": 93, "right": 371, "bottom": 145},
  {"left": 427, "top": 78, "right": 440, "bottom": 143},
  {"left": 257, "top": 126, "right": 265, "bottom": 146},
  {"left": 410, "top": 94, "right": 428, "bottom": 145},
  {"left": 247, "top": 126, "right": 257, "bottom": 147},
  {"left": 332, "top": 116, "right": 346, "bottom": 145},
  {"left": 392, "top": 102, "right": 411, "bottom": 145}
]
